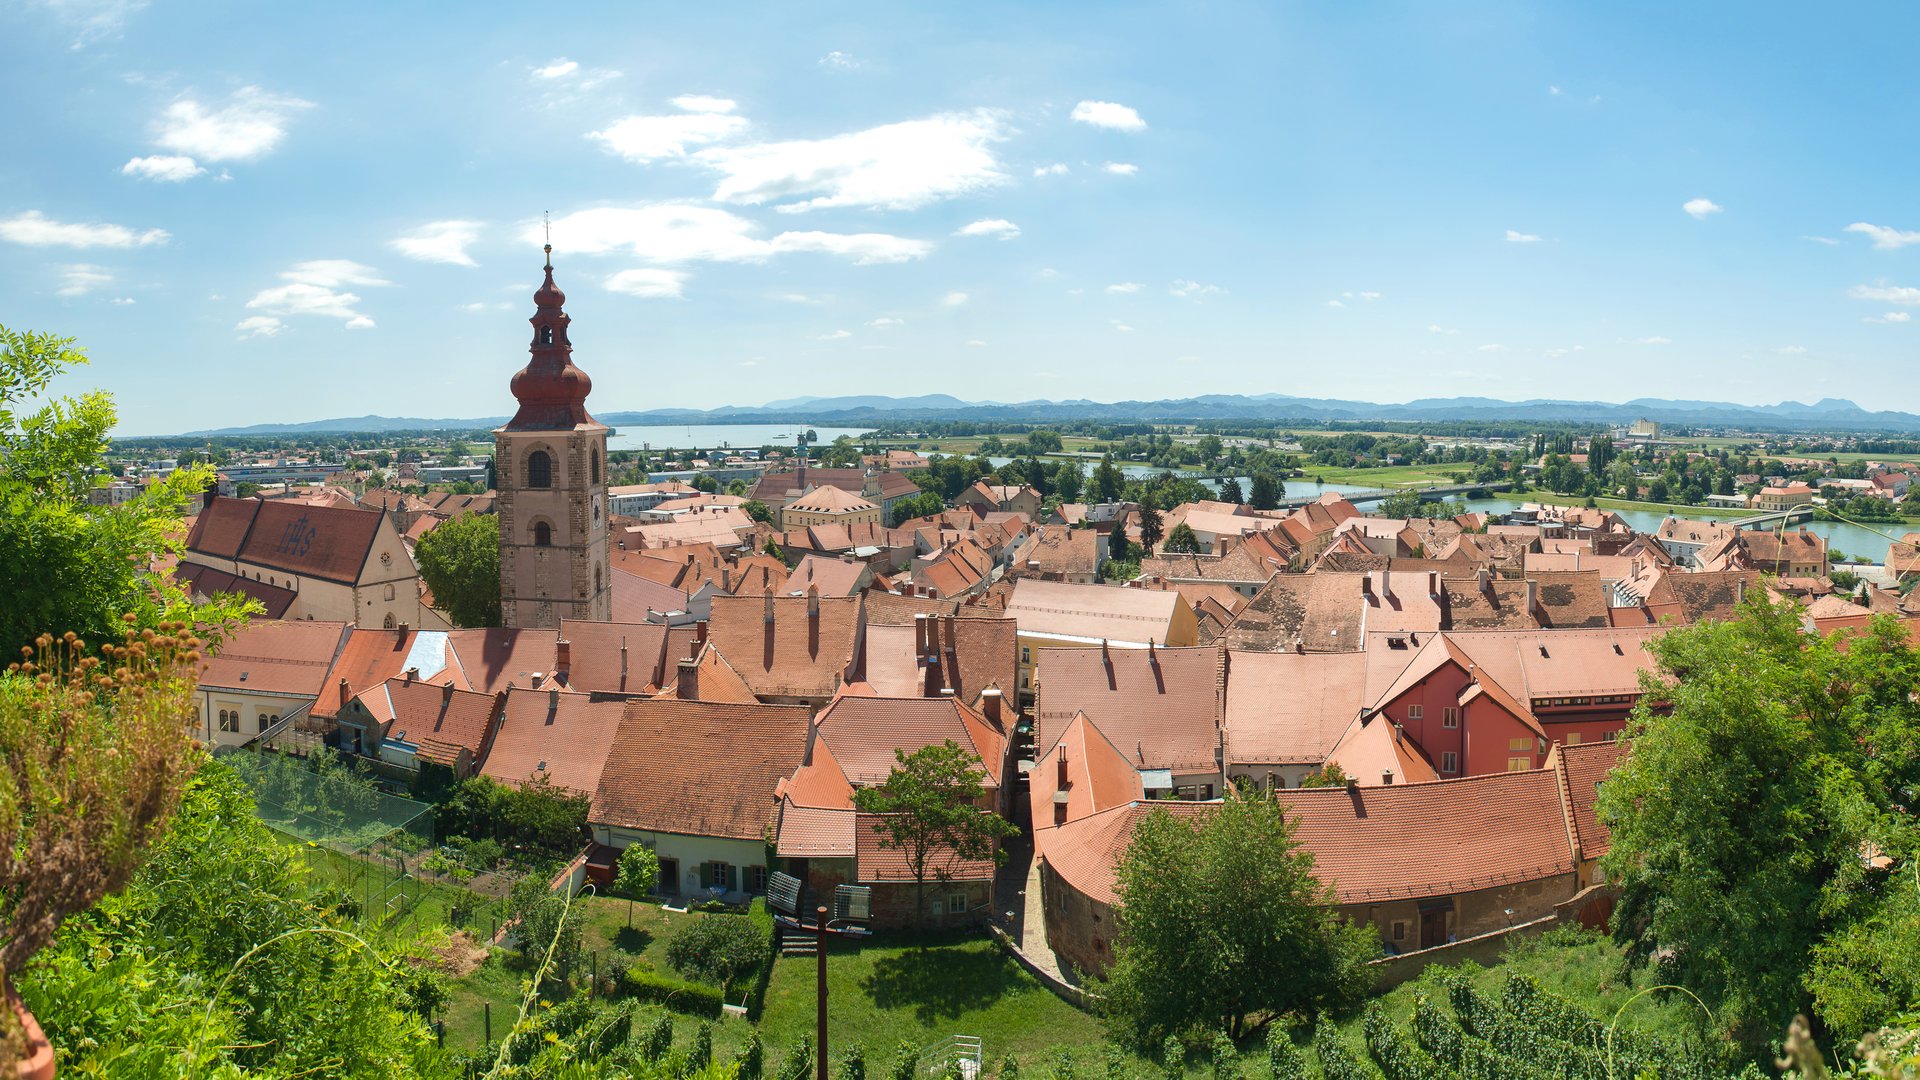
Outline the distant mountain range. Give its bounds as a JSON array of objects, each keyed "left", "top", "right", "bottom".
[{"left": 170, "top": 394, "right": 1920, "bottom": 437}]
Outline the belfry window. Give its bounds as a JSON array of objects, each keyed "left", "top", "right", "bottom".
[
  {"left": 534, "top": 522, "right": 552, "bottom": 547},
  {"left": 539, "top": 326, "right": 554, "bottom": 345},
  {"left": 527, "top": 450, "right": 552, "bottom": 489},
  {"left": 591, "top": 450, "right": 600, "bottom": 485}
]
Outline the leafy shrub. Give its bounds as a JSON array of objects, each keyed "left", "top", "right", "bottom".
[
  {"left": 1265, "top": 1024, "right": 1307, "bottom": 1080},
  {"left": 737, "top": 1028, "right": 765, "bottom": 1080},
  {"left": 780, "top": 1034, "right": 817, "bottom": 1080},
  {"left": 665, "top": 913, "right": 771, "bottom": 994},
  {"left": 623, "top": 965, "right": 726, "bottom": 1017},
  {"left": 839, "top": 1041, "right": 867, "bottom": 1080}
]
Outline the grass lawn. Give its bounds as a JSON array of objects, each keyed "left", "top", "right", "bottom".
[
  {"left": 759, "top": 931, "right": 1112, "bottom": 1066},
  {"left": 576, "top": 894, "right": 686, "bottom": 969}
]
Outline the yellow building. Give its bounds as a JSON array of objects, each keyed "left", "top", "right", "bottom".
[
  {"left": 778, "top": 484, "right": 884, "bottom": 530},
  {"left": 1001, "top": 578, "right": 1199, "bottom": 702}
]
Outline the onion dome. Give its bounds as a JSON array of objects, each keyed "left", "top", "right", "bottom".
[{"left": 505, "top": 244, "right": 596, "bottom": 430}]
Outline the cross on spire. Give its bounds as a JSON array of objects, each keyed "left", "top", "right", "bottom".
[{"left": 543, "top": 210, "right": 552, "bottom": 268}]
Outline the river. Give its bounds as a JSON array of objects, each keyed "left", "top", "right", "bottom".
[{"left": 606, "top": 424, "right": 872, "bottom": 452}]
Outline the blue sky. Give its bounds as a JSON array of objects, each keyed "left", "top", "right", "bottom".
[{"left": 4, "top": 1, "right": 1918, "bottom": 434}]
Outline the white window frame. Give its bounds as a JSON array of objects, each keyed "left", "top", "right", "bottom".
[
  {"left": 1406, "top": 704, "right": 1424, "bottom": 721},
  {"left": 947, "top": 893, "right": 968, "bottom": 915},
  {"left": 1441, "top": 707, "right": 1459, "bottom": 729},
  {"left": 1440, "top": 751, "right": 1458, "bottom": 774}
]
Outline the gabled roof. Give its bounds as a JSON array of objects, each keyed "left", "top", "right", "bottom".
[
  {"left": 1035, "top": 645, "right": 1222, "bottom": 773},
  {"left": 1323, "top": 712, "right": 1441, "bottom": 786},
  {"left": 1013, "top": 525, "right": 1103, "bottom": 576},
  {"left": 859, "top": 616, "right": 1017, "bottom": 706},
  {"left": 483, "top": 688, "right": 627, "bottom": 794},
  {"left": 359, "top": 677, "right": 503, "bottom": 768},
  {"left": 788, "top": 485, "right": 879, "bottom": 514},
  {"left": 444, "top": 628, "right": 559, "bottom": 696},
  {"left": 662, "top": 642, "right": 762, "bottom": 704},
  {"left": 1218, "top": 572, "right": 1368, "bottom": 652},
  {"left": 189, "top": 496, "right": 390, "bottom": 585},
  {"left": 198, "top": 619, "right": 349, "bottom": 696},
  {"left": 1028, "top": 710, "right": 1146, "bottom": 826},
  {"left": 1139, "top": 546, "right": 1276, "bottom": 584},
  {"left": 556, "top": 619, "right": 674, "bottom": 695},
  {"left": 774, "top": 800, "right": 856, "bottom": 858},
  {"left": 1275, "top": 768, "right": 1578, "bottom": 904},
  {"left": 1553, "top": 739, "right": 1622, "bottom": 861},
  {"left": 788, "top": 555, "right": 870, "bottom": 597},
  {"left": 317, "top": 627, "right": 453, "bottom": 717},
  {"left": 592, "top": 698, "right": 814, "bottom": 840},
  {"left": 1222, "top": 650, "right": 1368, "bottom": 766},
  {"left": 1036, "top": 800, "right": 1212, "bottom": 905},
  {"left": 814, "top": 695, "right": 1008, "bottom": 788},
  {"left": 704, "top": 592, "right": 863, "bottom": 700},
  {"left": 174, "top": 562, "right": 297, "bottom": 618},
  {"left": 1526, "top": 571, "right": 1615, "bottom": 629}
]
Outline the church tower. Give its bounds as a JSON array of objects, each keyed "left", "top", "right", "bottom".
[{"left": 495, "top": 245, "right": 611, "bottom": 627}]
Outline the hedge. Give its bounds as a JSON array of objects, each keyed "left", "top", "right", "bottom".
[{"left": 622, "top": 966, "right": 725, "bottom": 1018}]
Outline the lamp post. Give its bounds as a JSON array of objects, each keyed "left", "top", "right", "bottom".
[{"left": 816, "top": 905, "right": 829, "bottom": 1080}]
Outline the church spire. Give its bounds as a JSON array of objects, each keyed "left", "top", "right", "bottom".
[{"left": 506, "top": 243, "right": 595, "bottom": 430}]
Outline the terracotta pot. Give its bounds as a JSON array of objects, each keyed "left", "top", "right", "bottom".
[{"left": 5, "top": 982, "right": 52, "bottom": 1080}]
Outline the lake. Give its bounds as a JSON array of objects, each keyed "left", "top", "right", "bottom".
[{"left": 606, "top": 424, "right": 872, "bottom": 452}]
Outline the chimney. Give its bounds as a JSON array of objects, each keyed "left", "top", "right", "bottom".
[
  {"left": 1477, "top": 567, "right": 1491, "bottom": 596},
  {"left": 1380, "top": 572, "right": 1394, "bottom": 601},
  {"left": 1147, "top": 639, "right": 1157, "bottom": 665},
  {"left": 1057, "top": 749, "right": 1069, "bottom": 788},
  {"left": 677, "top": 656, "right": 700, "bottom": 700},
  {"left": 338, "top": 677, "right": 350, "bottom": 706},
  {"left": 403, "top": 667, "right": 417, "bottom": 685},
  {"left": 763, "top": 587, "right": 776, "bottom": 624},
  {"left": 1100, "top": 638, "right": 1111, "bottom": 664},
  {"left": 1427, "top": 570, "right": 1439, "bottom": 597},
  {"left": 981, "top": 686, "right": 1003, "bottom": 727},
  {"left": 695, "top": 619, "right": 709, "bottom": 645},
  {"left": 442, "top": 682, "right": 454, "bottom": 703},
  {"left": 619, "top": 635, "right": 629, "bottom": 680},
  {"left": 1360, "top": 575, "right": 1373, "bottom": 600},
  {"left": 398, "top": 622, "right": 410, "bottom": 635},
  {"left": 914, "top": 613, "right": 931, "bottom": 656},
  {"left": 807, "top": 583, "right": 820, "bottom": 619},
  {"left": 1525, "top": 579, "right": 1539, "bottom": 617},
  {"left": 1381, "top": 769, "right": 1395, "bottom": 785},
  {"left": 555, "top": 636, "right": 571, "bottom": 676}
]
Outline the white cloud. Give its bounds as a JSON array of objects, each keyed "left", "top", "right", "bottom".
[
  {"left": 460, "top": 301, "right": 488, "bottom": 312},
  {"left": 536, "top": 206, "right": 930, "bottom": 265},
  {"left": 1477, "top": 343, "right": 1508, "bottom": 352},
  {"left": 592, "top": 110, "right": 750, "bottom": 162},
  {"left": 1103, "top": 161, "right": 1138, "bottom": 176},
  {"left": 390, "top": 220, "right": 484, "bottom": 267},
  {"left": 1802, "top": 235, "right": 1840, "bottom": 246},
  {"left": 56, "top": 264, "right": 112, "bottom": 296},
  {"left": 1427, "top": 324, "right": 1460, "bottom": 335},
  {"left": 1359, "top": 291, "right": 1381, "bottom": 300},
  {"left": 533, "top": 59, "right": 580, "bottom": 79},
  {"left": 1106, "top": 282, "right": 1143, "bottom": 294},
  {"left": 942, "top": 291, "right": 969, "bottom": 307},
  {"left": 769, "top": 231, "right": 933, "bottom": 264},
  {"left": 1325, "top": 299, "right": 1345, "bottom": 308},
  {"left": 235, "top": 315, "right": 284, "bottom": 338},
  {"left": 244, "top": 260, "right": 389, "bottom": 328},
  {"left": 672, "top": 94, "right": 737, "bottom": 114},
  {"left": 1548, "top": 85, "right": 1563, "bottom": 96},
  {"left": 604, "top": 268, "right": 687, "bottom": 299},
  {"left": 1033, "top": 163, "right": 1069, "bottom": 177},
  {"left": 0, "top": 210, "right": 168, "bottom": 248},
  {"left": 773, "top": 292, "right": 823, "bottom": 304},
  {"left": 696, "top": 109, "right": 1009, "bottom": 212},
  {"left": 1866, "top": 311, "right": 1912, "bottom": 324},
  {"left": 819, "top": 51, "right": 860, "bottom": 70},
  {"left": 1626, "top": 336, "right": 1672, "bottom": 346},
  {"left": 1071, "top": 100, "right": 1146, "bottom": 132},
  {"left": 965, "top": 339, "right": 987, "bottom": 347},
  {"left": 122, "top": 154, "right": 204, "bottom": 181},
  {"left": 1845, "top": 222, "right": 1920, "bottom": 251},
  {"left": 1682, "top": 197, "right": 1723, "bottom": 220},
  {"left": 1542, "top": 346, "right": 1584, "bottom": 358},
  {"left": 1169, "top": 280, "right": 1223, "bottom": 298},
  {"left": 109, "top": 296, "right": 134, "bottom": 305},
  {"left": 1849, "top": 283, "right": 1920, "bottom": 307},
  {"left": 155, "top": 87, "right": 311, "bottom": 163},
  {"left": 867, "top": 317, "right": 903, "bottom": 327},
  {"left": 1112, "top": 321, "right": 1135, "bottom": 332},
  {"left": 955, "top": 218, "right": 1020, "bottom": 239},
  {"left": 817, "top": 329, "right": 852, "bottom": 341},
  {"left": 1505, "top": 229, "right": 1542, "bottom": 243},
  {"left": 1777, "top": 345, "right": 1808, "bottom": 355}
]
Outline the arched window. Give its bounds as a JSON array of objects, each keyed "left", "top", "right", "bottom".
[
  {"left": 591, "top": 450, "right": 601, "bottom": 485},
  {"left": 383, "top": 613, "right": 396, "bottom": 629},
  {"left": 383, "top": 583, "right": 396, "bottom": 602},
  {"left": 534, "top": 521, "right": 552, "bottom": 547},
  {"left": 539, "top": 326, "right": 553, "bottom": 345},
  {"left": 258, "top": 713, "right": 272, "bottom": 732},
  {"left": 527, "top": 450, "right": 552, "bottom": 489},
  {"left": 594, "top": 565, "right": 603, "bottom": 597}
]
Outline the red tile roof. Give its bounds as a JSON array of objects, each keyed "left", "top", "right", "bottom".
[
  {"left": 174, "top": 562, "right": 297, "bottom": 618},
  {"left": 190, "top": 496, "right": 390, "bottom": 585},
  {"left": 1036, "top": 800, "right": 1211, "bottom": 905},
  {"left": 591, "top": 699, "right": 814, "bottom": 840},
  {"left": 814, "top": 695, "right": 1008, "bottom": 789},
  {"left": 662, "top": 643, "right": 762, "bottom": 704},
  {"left": 556, "top": 619, "right": 674, "bottom": 695},
  {"left": 198, "top": 619, "right": 348, "bottom": 696},
  {"left": 1222, "top": 650, "right": 1368, "bottom": 766},
  {"left": 1274, "top": 768, "right": 1577, "bottom": 904},
  {"left": 775, "top": 800, "right": 856, "bottom": 857},
  {"left": 1028, "top": 711, "right": 1145, "bottom": 826},
  {"left": 704, "top": 592, "right": 863, "bottom": 700},
  {"left": 317, "top": 628, "right": 452, "bottom": 717},
  {"left": 482, "top": 688, "right": 627, "bottom": 794},
  {"left": 359, "top": 677, "right": 503, "bottom": 768},
  {"left": 445, "top": 628, "right": 559, "bottom": 695},
  {"left": 1035, "top": 644, "right": 1222, "bottom": 773},
  {"left": 1553, "top": 739, "right": 1622, "bottom": 861}
]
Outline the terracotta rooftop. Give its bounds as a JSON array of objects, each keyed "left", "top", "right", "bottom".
[
  {"left": 174, "top": 562, "right": 297, "bottom": 618},
  {"left": 1013, "top": 525, "right": 1103, "bottom": 576},
  {"left": 198, "top": 619, "right": 348, "bottom": 696},
  {"left": 1035, "top": 644, "right": 1222, "bottom": 774},
  {"left": 1222, "top": 650, "right": 1369, "bottom": 766},
  {"left": 445, "top": 627, "right": 559, "bottom": 696},
  {"left": 1029, "top": 711, "right": 1147, "bottom": 826},
  {"left": 1004, "top": 579, "right": 1186, "bottom": 644},
  {"left": 1139, "top": 546, "right": 1277, "bottom": 584},
  {"left": 317, "top": 627, "right": 455, "bottom": 717},
  {"left": 855, "top": 813, "right": 997, "bottom": 882},
  {"left": 774, "top": 800, "right": 856, "bottom": 858},
  {"left": 661, "top": 642, "right": 762, "bottom": 704},
  {"left": 704, "top": 592, "right": 863, "bottom": 700},
  {"left": 555, "top": 619, "right": 674, "bottom": 695},
  {"left": 187, "top": 496, "right": 388, "bottom": 585},
  {"left": 859, "top": 616, "right": 1017, "bottom": 706},
  {"left": 787, "top": 485, "right": 880, "bottom": 514},
  {"left": 1036, "top": 800, "right": 1212, "bottom": 906},
  {"left": 592, "top": 698, "right": 814, "bottom": 840},
  {"left": 359, "top": 677, "right": 503, "bottom": 768},
  {"left": 483, "top": 688, "right": 627, "bottom": 794},
  {"left": 1217, "top": 572, "right": 1369, "bottom": 652},
  {"left": 1274, "top": 768, "right": 1577, "bottom": 904},
  {"left": 1323, "top": 712, "right": 1441, "bottom": 787},
  {"left": 815, "top": 695, "right": 1008, "bottom": 788},
  {"left": 1553, "top": 739, "right": 1622, "bottom": 862}
]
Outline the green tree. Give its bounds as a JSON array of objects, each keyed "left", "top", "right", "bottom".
[
  {"left": 1095, "top": 793, "right": 1377, "bottom": 1045},
  {"left": 1248, "top": 471, "right": 1281, "bottom": 511},
  {"left": 741, "top": 499, "right": 773, "bottom": 523},
  {"left": 664, "top": 913, "right": 771, "bottom": 996},
  {"left": 1052, "top": 461, "right": 1085, "bottom": 504},
  {"left": 891, "top": 490, "right": 947, "bottom": 526},
  {"left": 0, "top": 327, "right": 249, "bottom": 652},
  {"left": 1161, "top": 523, "right": 1203, "bottom": 554},
  {"left": 1218, "top": 477, "right": 1245, "bottom": 505},
  {"left": 1093, "top": 454, "right": 1126, "bottom": 503},
  {"left": 1599, "top": 594, "right": 1920, "bottom": 1047},
  {"left": 693, "top": 473, "right": 719, "bottom": 493},
  {"left": 615, "top": 844, "right": 660, "bottom": 899},
  {"left": 509, "top": 875, "right": 585, "bottom": 988},
  {"left": 412, "top": 511, "right": 501, "bottom": 628},
  {"left": 1136, "top": 501, "right": 1164, "bottom": 552},
  {"left": 851, "top": 740, "right": 1017, "bottom": 927}
]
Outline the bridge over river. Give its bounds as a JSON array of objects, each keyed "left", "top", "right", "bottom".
[{"left": 1275, "top": 481, "right": 1516, "bottom": 509}]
